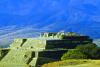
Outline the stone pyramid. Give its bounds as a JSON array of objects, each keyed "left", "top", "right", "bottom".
[{"left": 0, "top": 32, "right": 93, "bottom": 67}]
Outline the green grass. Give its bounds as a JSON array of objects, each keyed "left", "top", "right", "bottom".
[{"left": 42, "top": 60, "right": 100, "bottom": 67}]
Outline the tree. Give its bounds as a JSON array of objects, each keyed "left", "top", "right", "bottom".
[
  {"left": 61, "top": 43, "right": 100, "bottom": 60},
  {"left": 90, "top": 47, "right": 100, "bottom": 59},
  {"left": 61, "top": 49, "right": 87, "bottom": 60},
  {"left": 76, "top": 43, "right": 100, "bottom": 59}
]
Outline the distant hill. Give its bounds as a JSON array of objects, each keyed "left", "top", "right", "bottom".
[{"left": 93, "top": 39, "right": 100, "bottom": 47}]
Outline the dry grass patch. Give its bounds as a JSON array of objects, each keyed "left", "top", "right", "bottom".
[{"left": 42, "top": 60, "right": 100, "bottom": 67}]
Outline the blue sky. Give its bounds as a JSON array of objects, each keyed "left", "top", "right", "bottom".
[
  {"left": 0, "top": 0, "right": 100, "bottom": 47},
  {"left": 0, "top": 0, "right": 100, "bottom": 38},
  {"left": 0, "top": 0, "right": 65, "bottom": 26},
  {"left": 0, "top": 0, "right": 99, "bottom": 27}
]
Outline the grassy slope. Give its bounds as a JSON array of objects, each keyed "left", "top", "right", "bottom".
[{"left": 42, "top": 60, "right": 100, "bottom": 67}]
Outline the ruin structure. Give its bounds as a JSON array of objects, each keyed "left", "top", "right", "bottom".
[{"left": 0, "top": 32, "right": 93, "bottom": 67}]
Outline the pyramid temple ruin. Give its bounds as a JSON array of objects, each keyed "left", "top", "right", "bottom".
[{"left": 0, "top": 32, "right": 93, "bottom": 67}]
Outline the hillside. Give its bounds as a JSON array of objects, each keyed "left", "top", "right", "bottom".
[{"left": 42, "top": 60, "right": 100, "bottom": 67}]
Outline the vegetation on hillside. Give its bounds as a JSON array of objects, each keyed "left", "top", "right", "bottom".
[
  {"left": 61, "top": 50, "right": 87, "bottom": 60},
  {"left": 0, "top": 48, "right": 9, "bottom": 61},
  {"left": 76, "top": 43, "right": 100, "bottom": 59},
  {"left": 42, "top": 43, "right": 100, "bottom": 67},
  {"left": 61, "top": 43, "right": 100, "bottom": 60}
]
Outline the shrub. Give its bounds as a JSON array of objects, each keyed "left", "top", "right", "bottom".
[
  {"left": 61, "top": 49, "right": 87, "bottom": 60},
  {"left": 61, "top": 43, "right": 100, "bottom": 60},
  {"left": 76, "top": 43, "right": 100, "bottom": 59}
]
